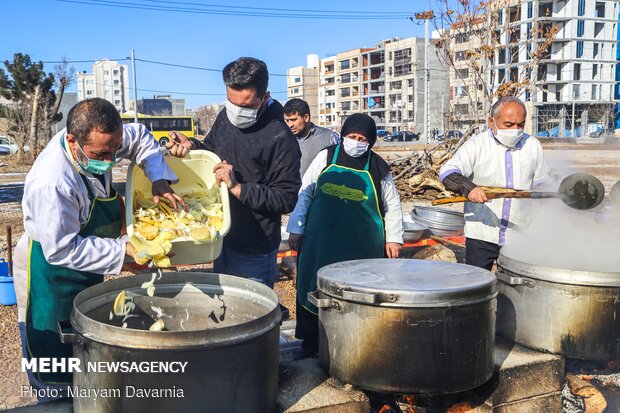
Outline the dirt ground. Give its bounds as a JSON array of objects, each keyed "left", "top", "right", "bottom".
[{"left": 0, "top": 141, "right": 619, "bottom": 409}]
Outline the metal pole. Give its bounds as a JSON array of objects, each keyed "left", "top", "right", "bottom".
[
  {"left": 6, "top": 226, "right": 12, "bottom": 277},
  {"left": 131, "top": 49, "right": 138, "bottom": 122},
  {"left": 441, "top": 93, "right": 445, "bottom": 134},
  {"left": 571, "top": 90, "right": 576, "bottom": 137},
  {"left": 424, "top": 18, "right": 430, "bottom": 143}
]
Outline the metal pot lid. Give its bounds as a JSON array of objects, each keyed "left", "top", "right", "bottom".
[
  {"left": 317, "top": 259, "right": 496, "bottom": 307},
  {"left": 498, "top": 249, "right": 620, "bottom": 287},
  {"left": 71, "top": 272, "right": 281, "bottom": 350}
]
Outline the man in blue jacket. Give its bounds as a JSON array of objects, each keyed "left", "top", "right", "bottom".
[{"left": 168, "top": 57, "right": 301, "bottom": 289}]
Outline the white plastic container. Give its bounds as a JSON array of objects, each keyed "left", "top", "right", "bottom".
[{"left": 126, "top": 150, "right": 231, "bottom": 265}]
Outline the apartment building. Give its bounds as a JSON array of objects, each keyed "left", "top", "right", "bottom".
[
  {"left": 287, "top": 55, "right": 320, "bottom": 120},
  {"left": 494, "top": 0, "right": 620, "bottom": 136},
  {"left": 318, "top": 56, "right": 337, "bottom": 129},
  {"left": 290, "top": 37, "right": 449, "bottom": 136},
  {"left": 77, "top": 59, "right": 130, "bottom": 112},
  {"left": 445, "top": 27, "right": 488, "bottom": 131}
]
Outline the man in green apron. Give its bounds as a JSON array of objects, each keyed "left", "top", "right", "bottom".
[
  {"left": 286, "top": 113, "right": 404, "bottom": 358},
  {"left": 14, "top": 98, "right": 183, "bottom": 401}
]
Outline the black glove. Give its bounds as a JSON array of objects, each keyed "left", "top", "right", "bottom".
[{"left": 442, "top": 172, "right": 478, "bottom": 197}]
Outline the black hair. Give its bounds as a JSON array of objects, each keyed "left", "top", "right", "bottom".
[
  {"left": 66, "top": 98, "right": 122, "bottom": 145},
  {"left": 283, "top": 98, "right": 310, "bottom": 117},
  {"left": 222, "top": 57, "right": 269, "bottom": 97}
]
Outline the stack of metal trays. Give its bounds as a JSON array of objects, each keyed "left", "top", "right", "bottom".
[
  {"left": 411, "top": 205, "right": 465, "bottom": 237},
  {"left": 402, "top": 213, "right": 430, "bottom": 243}
]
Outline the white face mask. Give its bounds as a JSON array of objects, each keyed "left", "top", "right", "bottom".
[
  {"left": 342, "top": 137, "right": 369, "bottom": 157},
  {"left": 494, "top": 127, "right": 524, "bottom": 148},
  {"left": 226, "top": 98, "right": 264, "bottom": 129}
]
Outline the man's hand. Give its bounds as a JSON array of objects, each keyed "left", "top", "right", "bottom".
[
  {"left": 165, "top": 131, "right": 193, "bottom": 158},
  {"left": 152, "top": 179, "right": 188, "bottom": 211},
  {"left": 385, "top": 242, "right": 402, "bottom": 258},
  {"left": 288, "top": 233, "right": 303, "bottom": 252},
  {"left": 468, "top": 187, "right": 488, "bottom": 203},
  {"left": 214, "top": 161, "right": 241, "bottom": 198}
]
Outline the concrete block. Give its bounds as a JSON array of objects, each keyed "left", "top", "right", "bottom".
[
  {"left": 276, "top": 358, "right": 370, "bottom": 413},
  {"left": 488, "top": 338, "right": 565, "bottom": 405},
  {"left": 493, "top": 391, "right": 563, "bottom": 413}
]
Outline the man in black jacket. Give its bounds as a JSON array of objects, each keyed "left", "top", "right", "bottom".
[{"left": 167, "top": 57, "right": 301, "bottom": 288}]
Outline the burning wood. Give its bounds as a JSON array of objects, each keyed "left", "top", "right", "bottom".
[
  {"left": 445, "top": 402, "right": 474, "bottom": 413},
  {"left": 567, "top": 374, "right": 608, "bottom": 413}
]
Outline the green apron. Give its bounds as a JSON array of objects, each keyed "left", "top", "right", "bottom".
[
  {"left": 25, "top": 173, "right": 121, "bottom": 384},
  {"left": 297, "top": 145, "right": 385, "bottom": 315}
]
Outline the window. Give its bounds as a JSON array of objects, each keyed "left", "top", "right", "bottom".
[
  {"left": 86, "top": 90, "right": 93, "bottom": 96},
  {"left": 573, "top": 84, "right": 580, "bottom": 98},
  {"left": 394, "top": 64, "right": 412, "bottom": 76},
  {"left": 455, "top": 33, "right": 469, "bottom": 44},
  {"left": 574, "top": 63, "right": 581, "bottom": 80},
  {"left": 114, "top": 99, "right": 121, "bottom": 105},
  {"left": 595, "top": 2, "right": 605, "bottom": 17},
  {"left": 455, "top": 51, "right": 467, "bottom": 61},
  {"left": 114, "top": 80, "right": 119, "bottom": 86},
  {"left": 340, "top": 87, "right": 351, "bottom": 98},
  {"left": 578, "top": 0, "right": 585, "bottom": 16},
  {"left": 114, "top": 90, "right": 120, "bottom": 95},
  {"left": 527, "top": 1, "right": 533, "bottom": 19},
  {"left": 341, "top": 73, "right": 351, "bottom": 83},
  {"left": 113, "top": 69, "right": 119, "bottom": 76},
  {"left": 340, "top": 60, "right": 350, "bottom": 70},
  {"left": 294, "top": 77, "right": 301, "bottom": 83},
  {"left": 104, "top": 70, "right": 109, "bottom": 75},
  {"left": 577, "top": 20, "right": 585, "bottom": 37},
  {"left": 576, "top": 41, "right": 584, "bottom": 58},
  {"left": 592, "top": 84, "right": 598, "bottom": 100},
  {"left": 341, "top": 102, "right": 351, "bottom": 111},
  {"left": 457, "top": 68, "right": 469, "bottom": 78},
  {"left": 390, "top": 81, "right": 402, "bottom": 89},
  {"left": 498, "top": 68, "right": 506, "bottom": 83},
  {"left": 593, "top": 64, "right": 598, "bottom": 79},
  {"left": 593, "top": 43, "right": 599, "bottom": 58},
  {"left": 455, "top": 104, "right": 468, "bottom": 114}
]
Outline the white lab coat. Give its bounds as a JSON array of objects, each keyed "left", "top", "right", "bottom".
[
  {"left": 287, "top": 149, "right": 404, "bottom": 244},
  {"left": 439, "top": 130, "right": 549, "bottom": 246},
  {"left": 14, "top": 123, "right": 177, "bottom": 321}
]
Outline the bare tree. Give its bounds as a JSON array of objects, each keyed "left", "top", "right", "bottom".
[
  {"left": 0, "top": 54, "right": 75, "bottom": 158},
  {"left": 194, "top": 105, "right": 222, "bottom": 136}
]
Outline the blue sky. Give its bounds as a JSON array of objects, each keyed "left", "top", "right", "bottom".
[{"left": 1, "top": 0, "right": 429, "bottom": 109}]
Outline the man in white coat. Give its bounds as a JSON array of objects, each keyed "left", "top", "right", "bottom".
[
  {"left": 439, "top": 97, "right": 549, "bottom": 270},
  {"left": 13, "top": 98, "right": 184, "bottom": 401}
]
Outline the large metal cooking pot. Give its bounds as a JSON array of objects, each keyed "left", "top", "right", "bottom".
[
  {"left": 60, "top": 272, "right": 281, "bottom": 413},
  {"left": 497, "top": 249, "right": 620, "bottom": 361},
  {"left": 310, "top": 259, "right": 497, "bottom": 394}
]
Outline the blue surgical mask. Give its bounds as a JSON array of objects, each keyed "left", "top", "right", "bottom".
[{"left": 75, "top": 143, "right": 116, "bottom": 175}]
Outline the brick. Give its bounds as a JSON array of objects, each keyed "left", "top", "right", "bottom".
[
  {"left": 488, "top": 338, "right": 565, "bottom": 405},
  {"left": 276, "top": 358, "right": 370, "bottom": 413}
]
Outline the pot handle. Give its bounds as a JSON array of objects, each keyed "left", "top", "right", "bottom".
[
  {"left": 58, "top": 320, "right": 78, "bottom": 344},
  {"left": 496, "top": 271, "right": 534, "bottom": 288},
  {"left": 308, "top": 291, "right": 339, "bottom": 309}
]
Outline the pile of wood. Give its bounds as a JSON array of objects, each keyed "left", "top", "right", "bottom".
[{"left": 389, "top": 130, "right": 472, "bottom": 203}]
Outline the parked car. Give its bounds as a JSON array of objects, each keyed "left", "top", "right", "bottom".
[
  {"left": 383, "top": 131, "right": 420, "bottom": 142},
  {"left": 376, "top": 129, "right": 390, "bottom": 139},
  {"left": 0, "top": 136, "right": 29, "bottom": 154},
  {"left": 0, "top": 136, "right": 18, "bottom": 155}
]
